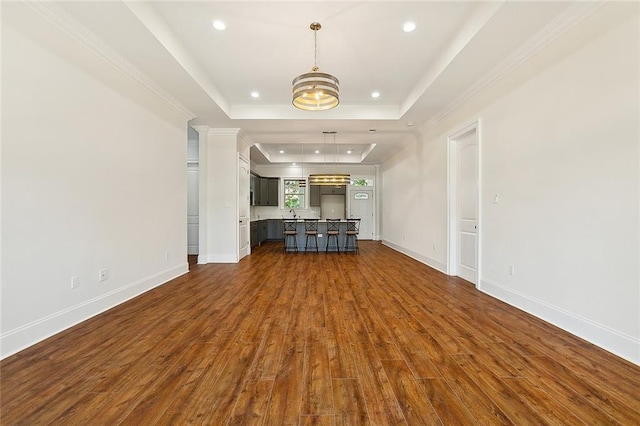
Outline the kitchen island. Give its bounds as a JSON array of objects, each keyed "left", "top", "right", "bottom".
[{"left": 282, "top": 219, "right": 352, "bottom": 252}]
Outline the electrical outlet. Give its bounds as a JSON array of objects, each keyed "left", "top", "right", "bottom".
[
  {"left": 99, "top": 268, "right": 110, "bottom": 282},
  {"left": 165, "top": 251, "right": 170, "bottom": 260},
  {"left": 71, "top": 276, "right": 79, "bottom": 289},
  {"left": 509, "top": 265, "right": 515, "bottom": 276}
]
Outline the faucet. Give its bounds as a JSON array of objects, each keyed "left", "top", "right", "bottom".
[{"left": 289, "top": 209, "right": 297, "bottom": 219}]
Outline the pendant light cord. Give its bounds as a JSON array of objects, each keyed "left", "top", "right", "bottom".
[{"left": 314, "top": 27, "right": 318, "bottom": 71}]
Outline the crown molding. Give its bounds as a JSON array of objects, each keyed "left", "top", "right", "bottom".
[
  {"left": 23, "top": 1, "right": 196, "bottom": 122},
  {"left": 237, "top": 131, "right": 254, "bottom": 148},
  {"left": 420, "top": 1, "right": 604, "bottom": 133},
  {"left": 208, "top": 128, "right": 242, "bottom": 136}
]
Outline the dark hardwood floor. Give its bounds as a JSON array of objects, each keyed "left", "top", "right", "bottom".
[{"left": 2, "top": 241, "right": 639, "bottom": 424}]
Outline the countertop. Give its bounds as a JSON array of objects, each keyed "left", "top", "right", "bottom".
[{"left": 250, "top": 218, "right": 341, "bottom": 223}]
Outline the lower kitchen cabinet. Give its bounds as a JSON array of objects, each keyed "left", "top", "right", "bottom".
[
  {"left": 250, "top": 222, "right": 258, "bottom": 248},
  {"left": 258, "top": 220, "right": 268, "bottom": 244},
  {"left": 267, "top": 219, "right": 283, "bottom": 240}
]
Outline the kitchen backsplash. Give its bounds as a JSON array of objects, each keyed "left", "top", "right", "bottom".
[{"left": 251, "top": 206, "right": 321, "bottom": 220}]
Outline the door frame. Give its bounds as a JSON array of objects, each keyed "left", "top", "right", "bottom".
[
  {"left": 447, "top": 120, "right": 481, "bottom": 287},
  {"left": 347, "top": 188, "right": 374, "bottom": 240},
  {"left": 238, "top": 153, "right": 250, "bottom": 261},
  {"left": 187, "top": 161, "right": 199, "bottom": 255}
]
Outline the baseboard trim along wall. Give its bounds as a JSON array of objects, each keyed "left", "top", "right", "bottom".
[
  {"left": 0, "top": 263, "right": 189, "bottom": 360},
  {"left": 480, "top": 279, "right": 639, "bottom": 365},
  {"left": 381, "top": 240, "right": 639, "bottom": 366},
  {"left": 382, "top": 240, "right": 448, "bottom": 274},
  {"left": 201, "top": 254, "right": 238, "bottom": 264}
]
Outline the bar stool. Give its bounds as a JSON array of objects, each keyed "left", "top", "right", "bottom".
[
  {"left": 283, "top": 219, "right": 298, "bottom": 253},
  {"left": 325, "top": 219, "right": 341, "bottom": 252},
  {"left": 304, "top": 219, "right": 319, "bottom": 252},
  {"left": 344, "top": 218, "right": 361, "bottom": 254}
]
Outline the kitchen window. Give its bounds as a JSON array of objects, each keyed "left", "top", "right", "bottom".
[
  {"left": 351, "top": 178, "right": 374, "bottom": 186},
  {"left": 284, "top": 179, "right": 305, "bottom": 208}
]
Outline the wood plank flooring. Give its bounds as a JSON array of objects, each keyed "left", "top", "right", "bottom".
[{"left": 2, "top": 241, "right": 639, "bottom": 424}]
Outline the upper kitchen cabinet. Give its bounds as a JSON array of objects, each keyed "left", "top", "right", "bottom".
[
  {"left": 320, "top": 185, "right": 346, "bottom": 195},
  {"left": 250, "top": 173, "right": 259, "bottom": 206},
  {"left": 257, "top": 177, "right": 279, "bottom": 206},
  {"left": 259, "top": 177, "right": 269, "bottom": 205},
  {"left": 267, "top": 178, "right": 279, "bottom": 206}
]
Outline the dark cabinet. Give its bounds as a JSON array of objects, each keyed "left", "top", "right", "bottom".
[
  {"left": 267, "top": 178, "right": 279, "bottom": 206},
  {"left": 250, "top": 174, "right": 259, "bottom": 206},
  {"left": 257, "top": 177, "right": 279, "bottom": 206},
  {"left": 267, "top": 219, "right": 284, "bottom": 240},
  {"left": 320, "top": 185, "right": 346, "bottom": 195},
  {"left": 250, "top": 222, "right": 258, "bottom": 248},
  {"left": 259, "top": 178, "right": 269, "bottom": 205},
  {"left": 259, "top": 220, "right": 268, "bottom": 244},
  {"left": 252, "top": 220, "right": 270, "bottom": 247},
  {"left": 310, "top": 185, "right": 320, "bottom": 206}
]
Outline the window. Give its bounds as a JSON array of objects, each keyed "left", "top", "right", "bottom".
[
  {"left": 351, "top": 178, "right": 374, "bottom": 186},
  {"left": 284, "top": 179, "right": 305, "bottom": 208}
]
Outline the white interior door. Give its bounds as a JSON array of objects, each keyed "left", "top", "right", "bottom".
[
  {"left": 349, "top": 189, "right": 373, "bottom": 240},
  {"left": 238, "top": 156, "right": 250, "bottom": 260},
  {"left": 455, "top": 131, "right": 478, "bottom": 284},
  {"left": 187, "top": 165, "right": 199, "bottom": 255}
]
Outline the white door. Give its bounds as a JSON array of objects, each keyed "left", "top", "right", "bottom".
[
  {"left": 187, "top": 165, "right": 199, "bottom": 255},
  {"left": 349, "top": 189, "right": 373, "bottom": 240},
  {"left": 455, "top": 131, "right": 478, "bottom": 284},
  {"left": 238, "top": 156, "right": 250, "bottom": 260}
]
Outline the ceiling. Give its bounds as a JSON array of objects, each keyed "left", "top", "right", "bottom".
[{"left": 28, "top": 1, "right": 578, "bottom": 165}]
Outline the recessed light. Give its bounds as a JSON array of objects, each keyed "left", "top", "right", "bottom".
[
  {"left": 371, "top": 91, "right": 380, "bottom": 98},
  {"left": 292, "top": 163, "right": 296, "bottom": 166},
  {"left": 407, "top": 122, "right": 414, "bottom": 127},
  {"left": 279, "top": 150, "right": 285, "bottom": 154},
  {"left": 315, "top": 150, "right": 320, "bottom": 154},
  {"left": 213, "top": 20, "right": 226, "bottom": 31},
  {"left": 251, "top": 91, "right": 259, "bottom": 98},
  {"left": 347, "top": 150, "right": 352, "bottom": 154},
  {"left": 403, "top": 22, "right": 416, "bottom": 33}
]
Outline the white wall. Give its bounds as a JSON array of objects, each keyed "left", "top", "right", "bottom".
[
  {"left": 382, "top": 5, "right": 639, "bottom": 363},
  {"left": 1, "top": 13, "right": 188, "bottom": 358}
]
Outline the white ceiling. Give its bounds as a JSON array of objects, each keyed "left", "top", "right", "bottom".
[{"left": 34, "top": 1, "right": 577, "bottom": 165}]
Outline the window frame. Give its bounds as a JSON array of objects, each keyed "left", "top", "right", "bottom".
[{"left": 283, "top": 178, "right": 306, "bottom": 209}]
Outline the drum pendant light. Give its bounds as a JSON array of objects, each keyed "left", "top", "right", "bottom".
[{"left": 292, "top": 22, "right": 340, "bottom": 111}]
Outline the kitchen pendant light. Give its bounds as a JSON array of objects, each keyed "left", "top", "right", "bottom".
[
  {"left": 292, "top": 22, "right": 339, "bottom": 111},
  {"left": 309, "top": 174, "right": 350, "bottom": 186},
  {"left": 309, "top": 131, "right": 350, "bottom": 185}
]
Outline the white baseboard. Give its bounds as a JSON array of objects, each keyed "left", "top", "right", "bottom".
[
  {"left": 201, "top": 254, "right": 238, "bottom": 263},
  {"left": 1, "top": 263, "right": 189, "bottom": 360},
  {"left": 381, "top": 240, "right": 448, "bottom": 274},
  {"left": 480, "top": 279, "right": 639, "bottom": 366}
]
